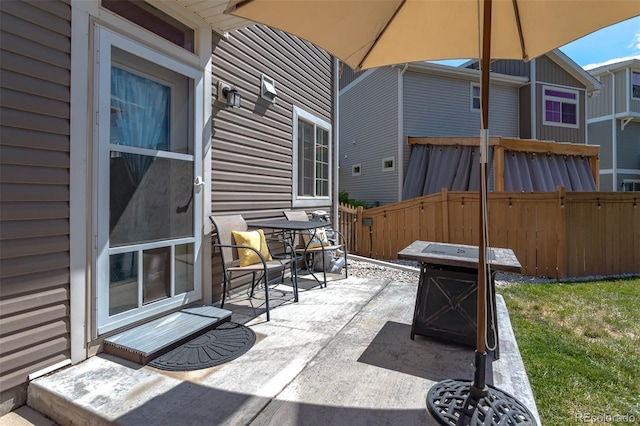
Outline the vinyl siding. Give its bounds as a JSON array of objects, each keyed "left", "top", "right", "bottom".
[
  {"left": 536, "top": 83, "right": 586, "bottom": 143},
  {"left": 339, "top": 63, "right": 366, "bottom": 90},
  {"left": 617, "top": 121, "right": 640, "bottom": 170},
  {"left": 209, "top": 25, "right": 334, "bottom": 300},
  {"left": 0, "top": 0, "right": 71, "bottom": 395},
  {"left": 587, "top": 73, "right": 613, "bottom": 119},
  {"left": 339, "top": 67, "right": 399, "bottom": 206},
  {"left": 403, "top": 71, "right": 519, "bottom": 138},
  {"left": 588, "top": 120, "right": 613, "bottom": 169},
  {"left": 600, "top": 173, "right": 614, "bottom": 191},
  {"left": 488, "top": 59, "right": 530, "bottom": 78},
  {"left": 536, "top": 56, "right": 582, "bottom": 88},
  {"left": 615, "top": 70, "right": 627, "bottom": 114},
  {"left": 211, "top": 25, "right": 333, "bottom": 218}
]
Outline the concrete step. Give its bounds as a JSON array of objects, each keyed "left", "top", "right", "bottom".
[{"left": 103, "top": 305, "right": 232, "bottom": 364}]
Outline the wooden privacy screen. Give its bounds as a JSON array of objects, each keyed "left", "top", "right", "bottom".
[
  {"left": 408, "top": 137, "right": 600, "bottom": 191},
  {"left": 355, "top": 188, "right": 639, "bottom": 279}
]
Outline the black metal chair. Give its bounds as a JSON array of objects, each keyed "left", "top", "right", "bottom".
[
  {"left": 283, "top": 210, "right": 348, "bottom": 287},
  {"left": 210, "top": 214, "right": 298, "bottom": 321}
]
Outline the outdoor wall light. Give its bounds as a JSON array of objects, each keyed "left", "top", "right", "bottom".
[
  {"left": 261, "top": 74, "right": 277, "bottom": 103},
  {"left": 218, "top": 81, "right": 241, "bottom": 109}
]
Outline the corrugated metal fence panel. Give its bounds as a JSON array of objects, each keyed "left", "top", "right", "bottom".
[
  {"left": 0, "top": 0, "right": 71, "bottom": 393},
  {"left": 210, "top": 25, "right": 333, "bottom": 218},
  {"left": 339, "top": 67, "right": 399, "bottom": 206}
]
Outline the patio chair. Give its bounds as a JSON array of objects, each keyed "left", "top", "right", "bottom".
[
  {"left": 210, "top": 214, "right": 298, "bottom": 321},
  {"left": 283, "top": 210, "right": 348, "bottom": 286}
]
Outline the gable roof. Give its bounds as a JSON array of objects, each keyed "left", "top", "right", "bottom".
[
  {"left": 586, "top": 57, "right": 640, "bottom": 76},
  {"left": 461, "top": 49, "right": 602, "bottom": 93}
]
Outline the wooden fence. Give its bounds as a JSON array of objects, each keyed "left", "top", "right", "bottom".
[
  {"left": 338, "top": 202, "right": 364, "bottom": 254},
  {"left": 342, "top": 188, "right": 639, "bottom": 279}
]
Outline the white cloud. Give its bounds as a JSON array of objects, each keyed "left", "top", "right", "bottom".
[
  {"left": 627, "top": 29, "right": 640, "bottom": 51},
  {"left": 583, "top": 54, "right": 640, "bottom": 70}
]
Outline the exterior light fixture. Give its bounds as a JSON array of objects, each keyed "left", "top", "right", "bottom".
[{"left": 218, "top": 81, "right": 241, "bottom": 109}]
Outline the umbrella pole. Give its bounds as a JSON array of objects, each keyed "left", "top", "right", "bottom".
[{"left": 426, "top": 1, "right": 537, "bottom": 424}]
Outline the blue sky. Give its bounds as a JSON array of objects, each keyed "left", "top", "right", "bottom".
[{"left": 432, "top": 15, "right": 640, "bottom": 70}]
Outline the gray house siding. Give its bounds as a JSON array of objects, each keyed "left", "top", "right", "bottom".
[
  {"left": 0, "top": 0, "right": 71, "bottom": 402},
  {"left": 403, "top": 71, "right": 519, "bottom": 138},
  {"left": 617, "top": 121, "right": 640, "bottom": 170},
  {"left": 589, "top": 120, "right": 613, "bottom": 169},
  {"left": 488, "top": 59, "right": 530, "bottom": 78},
  {"left": 339, "top": 63, "right": 366, "bottom": 90},
  {"left": 339, "top": 67, "right": 399, "bottom": 206},
  {"left": 600, "top": 174, "right": 614, "bottom": 191},
  {"left": 536, "top": 56, "right": 583, "bottom": 88},
  {"left": 615, "top": 70, "right": 627, "bottom": 114},
  {"left": 588, "top": 73, "right": 613, "bottom": 119},
  {"left": 211, "top": 25, "right": 333, "bottom": 218}
]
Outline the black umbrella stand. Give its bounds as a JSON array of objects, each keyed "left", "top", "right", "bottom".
[{"left": 426, "top": 1, "right": 537, "bottom": 425}]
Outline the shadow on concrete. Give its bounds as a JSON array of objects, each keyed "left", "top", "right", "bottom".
[{"left": 357, "top": 321, "right": 495, "bottom": 384}]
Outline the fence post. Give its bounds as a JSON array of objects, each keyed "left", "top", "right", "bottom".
[
  {"left": 356, "top": 205, "right": 363, "bottom": 255},
  {"left": 556, "top": 186, "right": 567, "bottom": 279},
  {"left": 441, "top": 188, "right": 449, "bottom": 243}
]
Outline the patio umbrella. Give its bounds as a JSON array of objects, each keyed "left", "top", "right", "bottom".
[{"left": 225, "top": 1, "right": 640, "bottom": 424}]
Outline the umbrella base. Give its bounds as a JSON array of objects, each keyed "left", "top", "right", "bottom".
[{"left": 427, "top": 379, "right": 537, "bottom": 426}]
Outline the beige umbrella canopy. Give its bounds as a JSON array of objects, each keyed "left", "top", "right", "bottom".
[
  {"left": 226, "top": 1, "right": 639, "bottom": 424},
  {"left": 226, "top": 0, "right": 639, "bottom": 72}
]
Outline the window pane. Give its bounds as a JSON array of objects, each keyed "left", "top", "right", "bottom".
[
  {"left": 109, "top": 252, "right": 138, "bottom": 315},
  {"left": 561, "top": 103, "right": 576, "bottom": 124},
  {"left": 175, "top": 243, "right": 194, "bottom": 294},
  {"left": 545, "top": 89, "right": 576, "bottom": 100},
  {"left": 546, "top": 100, "right": 560, "bottom": 122},
  {"left": 143, "top": 247, "right": 171, "bottom": 304},
  {"left": 110, "top": 154, "right": 194, "bottom": 246},
  {"left": 111, "top": 66, "right": 170, "bottom": 151},
  {"left": 102, "top": 0, "right": 194, "bottom": 52},
  {"left": 299, "top": 120, "right": 314, "bottom": 196}
]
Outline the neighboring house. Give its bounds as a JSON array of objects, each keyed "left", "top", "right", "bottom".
[
  {"left": 586, "top": 58, "right": 640, "bottom": 191},
  {"left": 339, "top": 50, "right": 601, "bottom": 205},
  {"left": 0, "top": 0, "right": 337, "bottom": 414}
]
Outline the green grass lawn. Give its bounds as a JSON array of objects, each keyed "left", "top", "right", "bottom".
[{"left": 499, "top": 278, "right": 640, "bottom": 426}]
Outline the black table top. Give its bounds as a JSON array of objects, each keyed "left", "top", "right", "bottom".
[
  {"left": 397, "top": 241, "right": 522, "bottom": 274},
  {"left": 248, "top": 219, "right": 331, "bottom": 231}
]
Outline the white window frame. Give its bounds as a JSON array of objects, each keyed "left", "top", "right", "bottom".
[
  {"left": 470, "top": 83, "right": 481, "bottom": 112},
  {"left": 352, "top": 163, "right": 362, "bottom": 176},
  {"left": 542, "top": 85, "right": 579, "bottom": 129},
  {"left": 292, "top": 106, "right": 332, "bottom": 208},
  {"left": 382, "top": 156, "right": 396, "bottom": 172},
  {"left": 632, "top": 71, "right": 640, "bottom": 100},
  {"left": 621, "top": 179, "right": 640, "bottom": 192}
]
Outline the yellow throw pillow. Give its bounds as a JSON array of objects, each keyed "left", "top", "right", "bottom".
[
  {"left": 232, "top": 229, "right": 273, "bottom": 266},
  {"left": 302, "top": 227, "right": 329, "bottom": 249}
]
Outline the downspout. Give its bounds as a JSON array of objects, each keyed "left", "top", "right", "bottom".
[
  {"left": 398, "top": 63, "right": 409, "bottom": 201},
  {"left": 606, "top": 69, "right": 617, "bottom": 191},
  {"left": 332, "top": 57, "right": 339, "bottom": 222},
  {"left": 530, "top": 59, "right": 536, "bottom": 139}
]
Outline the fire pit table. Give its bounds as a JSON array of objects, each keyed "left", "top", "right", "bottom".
[{"left": 398, "top": 241, "right": 521, "bottom": 358}]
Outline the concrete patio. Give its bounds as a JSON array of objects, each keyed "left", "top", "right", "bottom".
[{"left": 16, "top": 260, "right": 540, "bottom": 425}]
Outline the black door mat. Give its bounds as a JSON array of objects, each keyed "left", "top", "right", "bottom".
[{"left": 147, "top": 322, "right": 256, "bottom": 371}]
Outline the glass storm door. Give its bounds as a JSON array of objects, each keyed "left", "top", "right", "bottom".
[{"left": 95, "top": 27, "right": 203, "bottom": 334}]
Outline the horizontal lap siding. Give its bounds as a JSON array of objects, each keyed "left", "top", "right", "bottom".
[
  {"left": 210, "top": 25, "right": 333, "bottom": 219},
  {"left": 339, "top": 67, "right": 399, "bottom": 206},
  {"left": 0, "top": 0, "right": 71, "bottom": 394},
  {"left": 210, "top": 26, "right": 334, "bottom": 300}
]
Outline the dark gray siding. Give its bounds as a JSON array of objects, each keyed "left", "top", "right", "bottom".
[
  {"left": 0, "top": 0, "right": 71, "bottom": 399},
  {"left": 210, "top": 25, "right": 333, "bottom": 219},
  {"left": 488, "top": 59, "right": 530, "bottom": 78},
  {"left": 210, "top": 26, "right": 334, "bottom": 300},
  {"left": 588, "top": 120, "right": 612, "bottom": 169},
  {"left": 617, "top": 121, "right": 640, "bottom": 170},
  {"left": 536, "top": 84, "right": 586, "bottom": 143},
  {"left": 588, "top": 73, "right": 613, "bottom": 118},
  {"left": 536, "top": 56, "right": 582, "bottom": 88},
  {"left": 339, "top": 67, "right": 399, "bottom": 206}
]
